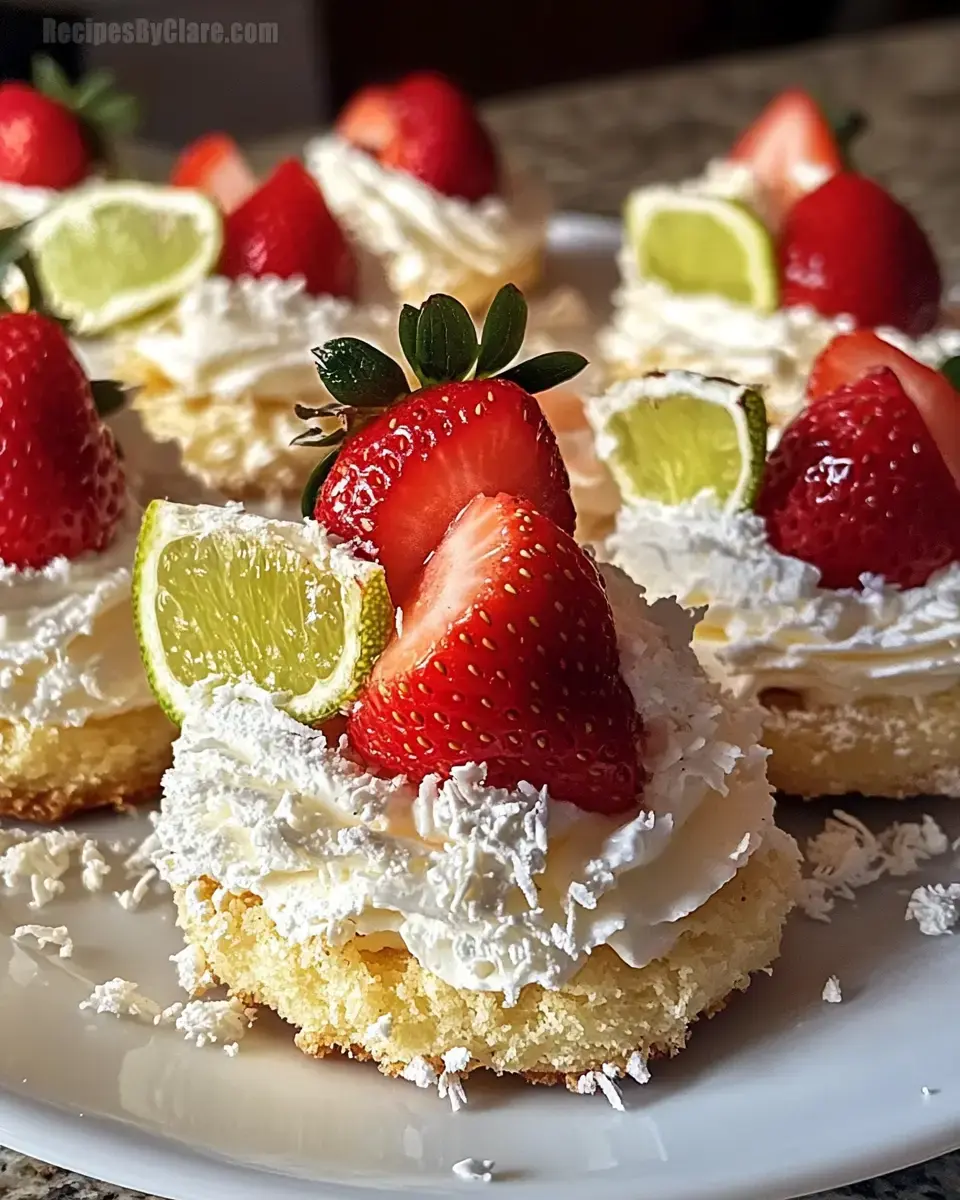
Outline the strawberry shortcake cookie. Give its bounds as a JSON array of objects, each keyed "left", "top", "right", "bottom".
[
  {"left": 590, "top": 332, "right": 960, "bottom": 799},
  {"left": 136, "top": 288, "right": 799, "bottom": 1090},
  {"left": 0, "top": 311, "right": 173, "bottom": 821},
  {"left": 600, "top": 88, "right": 960, "bottom": 429},
  {"left": 305, "top": 72, "right": 547, "bottom": 311}
]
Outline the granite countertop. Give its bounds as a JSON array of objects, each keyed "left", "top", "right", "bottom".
[{"left": 3, "top": 17, "right": 960, "bottom": 1200}]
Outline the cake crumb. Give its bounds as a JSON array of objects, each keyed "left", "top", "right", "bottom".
[
  {"left": 905, "top": 884, "right": 960, "bottom": 936},
  {"left": 12, "top": 924, "right": 73, "bottom": 958},
  {"left": 452, "top": 1158, "right": 495, "bottom": 1183},
  {"left": 170, "top": 943, "right": 217, "bottom": 995},
  {"left": 822, "top": 975, "right": 842, "bottom": 1004}
]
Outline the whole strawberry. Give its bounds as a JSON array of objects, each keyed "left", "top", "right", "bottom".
[
  {"left": 337, "top": 71, "right": 498, "bottom": 203},
  {"left": 779, "top": 173, "right": 941, "bottom": 336},
  {"left": 297, "top": 284, "right": 585, "bottom": 605},
  {"left": 757, "top": 367, "right": 960, "bottom": 590},
  {"left": 0, "top": 57, "right": 138, "bottom": 190},
  {"left": 0, "top": 313, "right": 126, "bottom": 569},
  {"left": 348, "top": 493, "right": 642, "bottom": 813},
  {"left": 219, "top": 158, "right": 357, "bottom": 299}
]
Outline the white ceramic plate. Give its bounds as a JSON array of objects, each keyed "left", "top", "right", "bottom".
[{"left": 2, "top": 216, "right": 960, "bottom": 1200}]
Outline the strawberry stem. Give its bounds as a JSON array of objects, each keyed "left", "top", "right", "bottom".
[{"left": 31, "top": 54, "right": 139, "bottom": 172}]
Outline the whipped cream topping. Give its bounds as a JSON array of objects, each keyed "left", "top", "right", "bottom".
[
  {"left": 125, "top": 274, "right": 394, "bottom": 403},
  {"left": 305, "top": 134, "right": 548, "bottom": 305},
  {"left": 0, "top": 181, "right": 57, "bottom": 229},
  {"left": 601, "top": 161, "right": 960, "bottom": 426},
  {"left": 0, "top": 502, "right": 156, "bottom": 726},
  {"left": 156, "top": 564, "right": 780, "bottom": 1002},
  {"left": 607, "top": 493, "right": 960, "bottom": 706}
]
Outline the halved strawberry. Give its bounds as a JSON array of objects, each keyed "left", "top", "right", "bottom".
[
  {"left": 730, "top": 88, "right": 842, "bottom": 226},
  {"left": 336, "top": 85, "right": 398, "bottom": 155},
  {"left": 171, "top": 132, "right": 257, "bottom": 213},
  {"left": 808, "top": 331, "right": 960, "bottom": 487},
  {"left": 347, "top": 493, "right": 642, "bottom": 813},
  {"left": 219, "top": 158, "right": 357, "bottom": 299},
  {"left": 317, "top": 378, "right": 575, "bottom": 606},
  {"left": 758, "top": 368, "right": 960, "bottom": 590}
]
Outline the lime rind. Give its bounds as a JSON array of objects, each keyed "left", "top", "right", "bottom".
[
  {"left": 29, "top": 183, "right": 222, "bottom": 335},
  {"left": 588, "top": 369, "right": 769, "bottom": 514},
  {"left": 133, "top": 501, "right": 392, "bottom": 726},
  {"left": 624, "top": 187, "right": 779, "bottom": 314}
]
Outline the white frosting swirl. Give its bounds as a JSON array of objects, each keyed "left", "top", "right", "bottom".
[
  {"left": 156, "top": 564, "right": 778, "bottom": 1002},
  {"left": 304, "top": 134, "right": 548, "bottom": 306},
  {"left": 0, "top": 502, "right": 156, "bottom": 727},
  {"left": 601, "top": 161, "right": 960, "bottom": 426},
  {"left": 607, "top": 494, "right": 960, "bottom": 707}
]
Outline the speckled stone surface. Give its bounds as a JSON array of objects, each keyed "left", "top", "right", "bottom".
[{"left": 4, "top": 19, "right": 960, "bottom": 1199}]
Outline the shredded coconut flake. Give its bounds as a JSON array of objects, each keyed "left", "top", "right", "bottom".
[
  {"left": 12, "top": 924, "right": 73, "bottom": 958},
  {"left": 223, "top": 1042, "right": 240, "bottom": 1058},
  {"left": 625, "top": 1050, "right": 651, "bottom": 1085},
  {"left": 401, "top": 1056, "right": 438, "bottom": 1089},
  {"left": 576, "top": 1069, "right": 625, "bottom": 1111},
  {"left": 822, "top": 975, "right": 842, "bottom": 1003},
  {"left": 0, "top": 829, "right": 82, "bottom": 908},
  {"left": 173, "top": 997, "right": 257, "bottom": 1047},
  {"left": 81, "top": 978, "right": 161, "bottom": 1023},
  {"left": 798, "top": 811, "right": 949, "bottom": 921},
  {"left": 439, "top": 1047, "right": 470, "bottom": 1112},
  {"left": 364, "top": 1013, "right": 393, "bottom": 1043},
  {"left": 171, "top": 943, "right": 217, "bottom": 995},
  {"left": 905, "top": 884, "right": 960, "bottom": 935},
  {"left": 116, "top": 867, "right": 158, "bottom": 911},
  {"left": 452, "top": 1158, "right": 495, "bottom": 1183},
  {"left": 80, "top": 841, "right": 110, "bottom": 892}
]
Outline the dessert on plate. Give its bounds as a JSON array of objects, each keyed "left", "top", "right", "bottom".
[
  {"left": 589, "top": 332, "right": 960, "bottom": 799},
  {"left": 305, "top": 71, "right": 548, "bottom": 311},
  {"left": 0, "top": 56, "right": 137, "bottom": 229},
  {"left": 118, "top": 157, "right": 396, "bottom": 504},
  {"left": 0, "top": 309, "right": 173, "bottom": 821},
  {"left": 600, "top": 88, "right": 960, "bottom": 427},
  {"left": 135, "top": 289, "right": 799, "bottom": 1089}
]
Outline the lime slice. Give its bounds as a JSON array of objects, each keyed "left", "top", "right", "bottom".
[
  {"left": 625, "top": 188, "right": 778, "bottom": 313},
  {"left": 29, "top": 183, "right": 221, "bottom": 334},
  {"left": 134, "top": 501, "right": 393, "bottom": 725},
  {"left": 589, "top": 370, "right": 768, "bottom": 512}
]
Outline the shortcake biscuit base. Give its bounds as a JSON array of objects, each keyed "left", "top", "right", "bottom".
[
  {"left": 126, "top": 376, "right": 307, "bottom": 504},
  {"left": 173, "top": 827, "right": 799, "bottom": 1089},
  {"left": 397, "top": 246, "right": 543, "bottom": 314},
  {"left": 0, "top": 705, "right": 175, "bottom": 822},
  {"left": 760, "top": 686, "right": 960, "bottom": 799}
]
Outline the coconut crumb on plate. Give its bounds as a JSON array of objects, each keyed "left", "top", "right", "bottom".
[
  {"left": 905, "top": 884, "right": 960, "bottom": 935},
  {"left": 822, "top": 975, "right": 842, "bottom": 1003},
  {"left": 452, "top": 1158, "right": 495, "bottom": 1183},
  {"left": 12, "top": 924, "right": 73, "bottom": 958}
]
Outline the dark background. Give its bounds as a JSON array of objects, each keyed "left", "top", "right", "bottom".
[{"left": 1, "top": 0, "right": 958, "bottom": 140}]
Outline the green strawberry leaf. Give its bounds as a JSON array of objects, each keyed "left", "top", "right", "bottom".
[
  {"left": 313, "top": 337, "right": 411, "bottom": 409},
  {"left": 32, "top": 55, "right": 74, "bottom": 106},
  {"left": 90, "top": 379, "right": 127, "bottom": 417},
  {"left": 498, "top": 351, "right": 588, "bottom": 394},
  {"left": 824, "top": 105, "right": 867, "bottom": 170},
  {"left": 398, "top": 303, "right": 423, "bottom": 384},
  {"left": 414, "top": 294, "right": 479, "bottom": 386},
  {"left": 941, "top": 356, "right": 960, "bottom": 392},
  {"left": 476, "top": 283, "right": 527, "bottom": 378},
  {"left": 72, "top": 68, "right": 117, "bottom": 112},
  {"left": 300, "top": 452, "right": 340, "bottom": 519},
  {"left": 0, "top": 224, "right": 27, "bottom": 277},
  {"left": 84, "top": 92, "right": 140, "bottom": 137}
]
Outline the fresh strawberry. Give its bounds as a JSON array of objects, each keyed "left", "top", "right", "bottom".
[
  {"left": 378, "top": 71, "right": 498, "bottom": 202},
  {"left": 757, "top": 368, "right": 960, "bottom": 590},
  {"left": 347, "top": 493, "right": 642, "bottom": 813},
  {"left": 171, "top": 133, "right": 257, "bottom": 213},
  {"left": 219, "top": 158, "right": 357, "bottom": 299},
  {"left": 729, "top": 89, "right": 843, "bottom": 226},
  {"left": 316, "top": 378, "right": 575, "bottom": 605},
  {"left": 779, "top": 173, "right": 941, "bottom": 336},
  {"left": 0, "top": 313, "right": 126, "bottom": 569},
  {"left": 808, "top": 331, "right": 960, "bottom": 486},
  {"left": 0, "top": 84, "right": 88, "bottom": 189},
  {"left": 336, "top": 85, "right": 398, "bottom": 155},
  {"left": 0, "top": 58, "right": 137, "bottom": 190}
]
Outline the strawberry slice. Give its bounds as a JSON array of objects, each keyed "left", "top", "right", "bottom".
[
  {"left": 219, "top": 158, "right": 357, "bottom": 299},
  {"left": 808, "top": 331, "right": 960, "bottom": 487},
  {"left": 347, "top": 493, "right": 642, "bottom": 813},
  {"left": 316, "top": 378, "right": 575, "bottom": 606},
  {"left": 729, "top": 88, "right": 842, "bottom": 226},
  {"left": 336, "top": 85, "right": 398, "bottom": 154},
  {"left": 171, "top": 132, "right": 258, "bottom": 213}
]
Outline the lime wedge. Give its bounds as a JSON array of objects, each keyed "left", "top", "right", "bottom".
[
  {"left": 625, "top": 188, "right": 778, "bottom": 313},
  {"left": 29, "top": 183, "right": 222, "bottom": 334},
  {"left": 134, "top": 501, "right": 393, "bottom": 725},
  {"left": 589, "top": 370, "right": 768, "bottom": 512}
]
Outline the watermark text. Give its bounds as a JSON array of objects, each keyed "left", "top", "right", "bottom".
[{"left": 43, "top": 18, "right": 279, "bottom": 47}]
